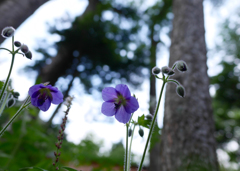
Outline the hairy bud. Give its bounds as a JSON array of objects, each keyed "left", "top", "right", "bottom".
[
  {"left": 25, "top": 51, "right": 32, "bottom": 60},
  {"left": 128, "top": 129, "right": 132, "bottom": 137},
  {"left": 145, "top": 114, "right": 153, "bottom": 120},
  {"left": 13, "top": 92, "right": 20, "bottom": 99},
  {"left": 152, "top": 66, "right": 161, "bottom": 75},
  {"left": 176, "top": 85, "right": 185, "bottom": 98},
  {"left": 1, "top": 26, "right": 15, "bottom": 38},
  {"left": 176, "top": 61, "right": 187, "bottom": 72},
  {"left": 14, "top": 41, "right": 21, "bottom": 47},
  {"left": 7, "top": 98, "right": 15, "bottom": 108},
  {"left": 168, "top": 69, "right": 175, "bottom": 76},
  {"left": 138, "top": 128, "right": 144, "bottom": 137},
  {"left": 20, "top": 44, "right": 29, "bottom": 54},
  {"left": 162, "top": 66, "right": 170, "bottom": 74}
]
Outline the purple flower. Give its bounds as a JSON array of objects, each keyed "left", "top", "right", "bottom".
[
  {"left": 101, "top": 84, "right": 139, "bottom": 124},
  {"left": 28, "top": 84, "right": 63, "bottom": 112}
]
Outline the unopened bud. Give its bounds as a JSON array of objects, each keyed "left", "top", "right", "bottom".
[
  {"left": 14, "top": 41, "right": 21, "bottom": 47},
  {"left": 168, "top": 69, "right": 175, "bottom": 76},
  {"left": 162, "top": 66, "right": 170, "bottom": 74},
  {"left": 25, "top": 51, "right": 32, "bottom": 60},
  {"left": 138, "top": 128, "right": 144, "bottom": 137},
  {"left": 152, "top": 66, "right": 161, "bottom": 75},
  {"left": 176, "top": 61, "right": 187, "bottom": 72},
  {"left": 7, "top": 98, "right": 15, "bottom": 108},
  {"left": 128, "top": 129, "right": 132, "bottom": 137},
  {"left": 176, "top": 85, "right": 185, "bottom": 98},
  {"left": 145, "top": 114, "right": 153, "bottom": 120},
  {"left": 20, "top": 44, "right": 29, "bottom": 54},
  {"left": 13, "top": 92, "right": 20, "bottom": 99},
  {"left": 1, "top": 26, "right": 15, "bottom": 38}
]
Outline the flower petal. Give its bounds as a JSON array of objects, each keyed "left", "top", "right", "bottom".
[
  {"left": 115, "top": 105, "right": 131, "bottom": 124},
  {"left": 125, "top": 96, "right": 139, "bottom": 114},
  {"left": 115, "top": 84, "right": 131, "bottom": 99},
  {"left": 38, "top": 97, "right": 51, "bottom": 112},
  {"left": 51, "top": 90, "right": 64, "bottom": 104},
  {"left": 102, "top": 87, "right": 118, "bottom": 102},
  {"left": 31, "top": 94, "right": 40, "bottom": 107},
  {"left": 28, "top": 84, "right": 45, "bottom": 96},
  {"left": 101, "top": 102, "right": 116, "bottom": 116}
]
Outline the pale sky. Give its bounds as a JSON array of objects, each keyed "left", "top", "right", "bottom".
[{"left": 0, "top": 0, "right": 239, "bottom": 166}]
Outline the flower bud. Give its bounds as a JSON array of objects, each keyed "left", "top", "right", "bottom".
[
  {"left": 128, "top": 129, "right": 132, "bottom": 137},
  {"left": 152, "top": 66, "right": 161, "bottom": 75},
  {"left": 13, "top": 92, "right": 20, "bottom": 99},
  {"left": 176, "top": 85, "right": 185, "bottom": 98},
  {"left": 14, "top": 41, "right": 21, "bottom": 47},
  {"left": 145, "top": 114, "right": 153, "bottom": 120},
  {"left": 20, "top": 44, "right": 29, "bottom": 54},
  {"left": 162, "top": 66, "right": 170, "bottom": 74},
  {"left": 25, "top": 51, "right": 32, "bottom": 60},
  {"left": 138, "top": 128, "right": 144, "bottom": 137},
  {"left": 176, "top": 61, "right": 187, "bottom": 72},
  {"left": 168, "top": 69, "right": 175, "bottom": 76},
  {"left": 1, "top": 26, "right": 15, "bottom": 38},
  {"left": 7, "top": 98, "right": 15, "bottom": 108}
]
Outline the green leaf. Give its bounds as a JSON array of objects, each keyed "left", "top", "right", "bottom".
[
  {"left": 137, "top": 114, "right": 151, "bottom": 129},
  {"left": 61, "top": 166, "right": 79, "bottom": 171},
  {"left": 19, "top": 167, "right": 48, "bottom": 171}
]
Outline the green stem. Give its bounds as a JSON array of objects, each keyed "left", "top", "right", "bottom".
[
  {"left": 0, "top": 36, "right": 15, "bottom": 102},
  {"left": 127, "top": 124, "right": 136, "bottom": 171},
  {"left": 0, "top": 90, "right": 10, "bottom": 115},
  {"left": 125, "top": 124, "right": 129, "bottom": 171},
  {"left": 138, "top": 81, "right": 166, "bottom": 171},
  {"left": 0, "top": 96, "right": 31, "bottom": 137}
]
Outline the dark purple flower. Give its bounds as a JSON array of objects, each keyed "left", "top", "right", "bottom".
[
  {"left": 28, "top": 84, "right": 63, "bottom": 112},
  {"left": 101, "top": 84, "right": 139, "bottom": 124}
]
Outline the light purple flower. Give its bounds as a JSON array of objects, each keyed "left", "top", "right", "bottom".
[
  {"left": 28, "top": 84, "right": 63, "bottom": 112},
  {"left": 101, "top": 84, "right": 139, "bottom": 124}
]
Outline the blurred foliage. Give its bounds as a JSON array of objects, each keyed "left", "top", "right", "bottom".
[
  {"left": 0, "top": 104, "right": 130, "bottom": 170},
  {"left": 211, "top": 7, "right": 240, "bottom": 163}
]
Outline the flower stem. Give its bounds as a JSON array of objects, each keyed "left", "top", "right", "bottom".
[
  {"left": 0, "top": 36, "right": 15, "bottom": 103},
  {"left": 0, "top": 90, "right": 10, "bottom": 116},
  {"left": 137, "top": 81, "right": 166, "bottom": 171},
  {"left": 127, "top": 123, "right": 136, "bottom": 171},
  {"left": 125, "top": 123, "right": 129, "bottom": 171},
  {"left": 0, "top": 96, "right": 31, "bottom": 138}
]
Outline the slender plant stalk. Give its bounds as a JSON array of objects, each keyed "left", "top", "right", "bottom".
[
  {"left": 124, "top": 123, "right": 129, "bottom": 171},
  {"left": 0, "top": 96, "right": 31, "bottom": 137},
  {"left": 0, "top": 36, "right": 15, "bottom": 102},
  {"left": 127, "top": 124, "right": 136, "bottom": 171},
  {"left": 137, "top": 81, "right": 166, "bottom": 171},
  {"left": 0, "top": 90, "right": 10, "bottom": 115}
]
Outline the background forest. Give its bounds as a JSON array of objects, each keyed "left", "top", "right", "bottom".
[{"left": 0, "top": 0, "right": 240, "bottom": 170}]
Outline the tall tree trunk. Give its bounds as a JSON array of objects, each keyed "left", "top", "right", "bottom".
[
  {"left": 159, "top": 0, "right": 219, "bottom": 170},
  {"left": 0, "top": 0, "right": 48, "bottom": 44}
]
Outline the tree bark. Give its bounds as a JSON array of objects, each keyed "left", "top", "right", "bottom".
[
  {"left": 0, "top": 0, "right": 48, "bottom": 44},
  {"left": 159, "top": 0, "right": 219, "bottom": 170}
]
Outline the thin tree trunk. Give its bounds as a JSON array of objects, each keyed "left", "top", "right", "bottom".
[
  {"left": 159, "top": 0, "right": 219, "bottom": 170},
  {"left": 0, "top": 0, "right": 48, "bottom": 44}
]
